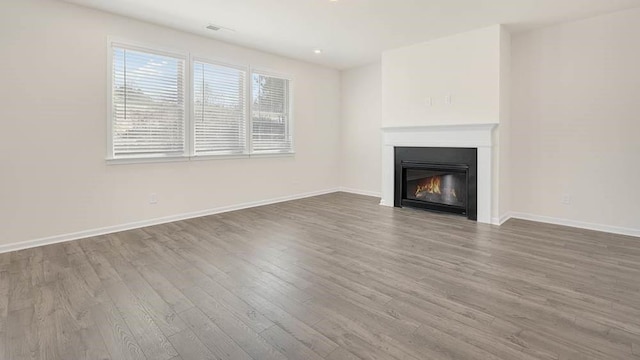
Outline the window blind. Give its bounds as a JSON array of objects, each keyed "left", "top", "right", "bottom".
[
  {"left": 193, "top": 61, "right": 247, "bottom": 155},
  {"left": 111, "top": 46, "right": 186, "bottom": 158},
  {"left": 251, "top": 73, "right": 292, "bottom": 153}
]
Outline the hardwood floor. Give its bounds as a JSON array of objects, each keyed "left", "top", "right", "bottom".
[{"left": 1, "top": 192, "right": 639, "bottom": 359}]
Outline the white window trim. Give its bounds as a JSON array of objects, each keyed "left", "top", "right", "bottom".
[
  {"left": 190, "top": 55, "right": 250, "bottom": 158},
  {"left": 106, "top": 38, "right": 295, "bottom": 165},
  {"left": 249, "top": 67, "right": 295, "bottom": 155},
  {"left": 106, "top": 37, "right": 190, "bottom": 163},
  {"left": 106, "top": 156, "right": 189, "bottom": 166}
]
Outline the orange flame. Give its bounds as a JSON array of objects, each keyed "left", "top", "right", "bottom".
[{"left": 416, "top": 176, "right": 441, "bottom": 196}]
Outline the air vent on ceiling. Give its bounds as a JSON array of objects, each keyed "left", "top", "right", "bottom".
[{"left": 206, "top": 24, "right": 235, "bottom": 32}]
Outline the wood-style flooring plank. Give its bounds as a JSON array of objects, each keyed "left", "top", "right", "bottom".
[
  {"left": 183, "top": 286, "right": 288, "bottom": 360},
  {"left": 178, "top": 307, "right": 253, "bottom": 360},
  {"left": 167, "top": 328, "right": 216, "bottom": 360},
  {"left": 260, "top": 324, "right": 325, "bottom": 360},
  {"left": 89, "top": 301, "right": 146, "bottom": 360},
  {"left": 233, "top": 287, "right": 339, "bottom": 357},
  {"left": 104, "top": 281, "right": 177, "bottom": 360},
  {"left": 326, "top": 346, "right": 365, "bottom": 360},
  {"left": 6, "top": 306, "right": 37, "bottom": 360}
]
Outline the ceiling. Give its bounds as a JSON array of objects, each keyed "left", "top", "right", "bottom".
[{"left": 63, "top": 0, "right": 640, "bottom": 69}]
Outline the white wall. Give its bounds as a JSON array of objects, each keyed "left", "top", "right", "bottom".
[
  {"left": 381, "top": 25, "right": 502, "bottom": 127},
  {"left": 497, "top": 29, "right": 512, "bottom": 222},
  {"left": 511, "top": 7, "right": 640, "bottom": 234},
  {"left": 0, "top": 0, "right": 341, "bottom": 246},
  {"left": 339, "top": 62, "right": 382, "bottom": 196}
]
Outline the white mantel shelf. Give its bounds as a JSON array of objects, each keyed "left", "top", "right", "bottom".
[
  {"left": 382, "top": 123, "right": 497, "bottom": 131},
  {"left": 381, "top": 123, "right": 497, "bottom": 148},
  {"left": 380, "top": 123, "right": 498, "bottom": 224}
]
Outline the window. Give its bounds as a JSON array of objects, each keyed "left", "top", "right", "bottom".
[
  {"left": 108, "top": 40, "right": 293, "bottom": 162},
  {"left": 110, "top": 44, "right": 187, "bottom": 159},
  {"left": 251, "top": 72, "right": 293, "bottom": 153},
  {"left": 193, "top": 61, "right": 247, "bottom": 155}
]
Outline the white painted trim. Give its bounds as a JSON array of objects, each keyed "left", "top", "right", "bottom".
[
  {"left": 381, "top": 123, "right": 499, "bottom": 133},
  {"left": 249, "top": 68, "right": 295, "bottom": 155},
  {"left": 339, "top": 187, "right": 381, "bottom": 198},
  {"left": 190, "top": 153, "right": 250, "bottom": 161},
  {"left": 192, "top": 55, "right": 250, "bottom": 73},
  {"left": 499, "top": 212, "right": 512, "bottom": 225},
  {"left": 106, "top": 151, "right": 296, "bottom": 165},
  {"left": 105, "top": 36, "right": 297, "bottom": 164},
  {"left": 248, "top": 151, "right": 296, "bottom": 158},
  {"left": 191, "top": 56, "right": 250, "bottom": 157},
  {"left": 0, "top": 188, "right": 340, "bottom": 255},
  {"left": 106, "top": 156, "right": 189, "bottom": 165},
  {"left": 380, "top": 123, "right": 497, "bottom": 224},
  {"left": 492, "top": 212, "right": 513, "bottom": 226},
  {"left": 106, "top": 38, "right": 190, "bottom": 161},
  {"left": 381, "top": 123, "right": 497, "bottom": 148},
  {"left": 508, "top": 212, "right": 640, "bottom": 238},
  {"left": 108, "top": 37, "right": 189, "bottom": 59}
]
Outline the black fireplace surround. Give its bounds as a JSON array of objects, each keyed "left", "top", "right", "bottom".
[{"left": 395, "top": 147, "right": 478, "bottom": 221}]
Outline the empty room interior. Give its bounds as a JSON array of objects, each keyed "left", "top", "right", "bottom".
[{"left": 2, "top": 0, "right": 640, "bottom": 359}]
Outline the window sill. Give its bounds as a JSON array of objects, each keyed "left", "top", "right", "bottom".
[
  {"left": 249, "top": 151, "right": 296, "bottom": 158},
  {"left": 106, "top": 151, "right": 295, "bottom": 165},
  {"left": 106, "top": 156, "right": 189, "bottom": 165},
  {"left": 191, "top": 153, "right": 250, "bottom": 161}
]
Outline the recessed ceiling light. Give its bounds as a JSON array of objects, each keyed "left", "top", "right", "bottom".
[{"left": 314, "top": 49, "right": 323, "bottom": 54}]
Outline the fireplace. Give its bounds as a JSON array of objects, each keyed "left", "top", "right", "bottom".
[
  {"left": 381, "top": 124, "right": 495, "bottom": 224},
  {"left": 395, "top": 147, "right": 477, "bottom": 220}
]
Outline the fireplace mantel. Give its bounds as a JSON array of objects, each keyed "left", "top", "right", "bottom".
[{"left": 380, "top": 123, "right": 497, "bottom": 224}]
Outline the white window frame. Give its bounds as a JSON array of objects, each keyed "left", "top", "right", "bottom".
[
  {"left": 190, "top": 55, "right": 251, "bottom": 160},
  {"left": 107, "top": 38, "right": 190, "bottom": 164},
  {"left": 106, "top": 38, "right": 295, "bottom": 165},
  {"left": 249, "top": 67, "right": 295, "bottom": 156}
]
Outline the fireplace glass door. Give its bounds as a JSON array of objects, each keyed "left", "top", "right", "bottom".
[
  {"left": 405, "top": 169, "right": 467, "bottom": 208},
  {"left": 400, "top": 161, "right": 469, "bottom": 216},
  {"left": 395, "top": 147, "right": 476, "bottom": 220}
]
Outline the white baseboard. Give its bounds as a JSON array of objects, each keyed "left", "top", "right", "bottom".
[
  {"left": 379, "top": 199, "right": 392, "bottom": 207},
  {"left": 338, "top": 187, "right": 381, "bottom": 198},
  {"left": 491, "top": 212, "right": 513, "bottom": 226},
  {"left": 507, "top": 212, "right": 640, "bottom": 238},
  {"left": 0, "top": 188, "right": 341, "bottom": 254}
]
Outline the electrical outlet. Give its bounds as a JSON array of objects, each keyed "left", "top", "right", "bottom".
[
  {"left": 149, "top": 193, "right": 158, "bottom": 205},
  {"left": 445, "top": 94, "right": 453, "bottom": 105},
  {"left": 561, "top": 194, "right": 571, "bottom": 205}
]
